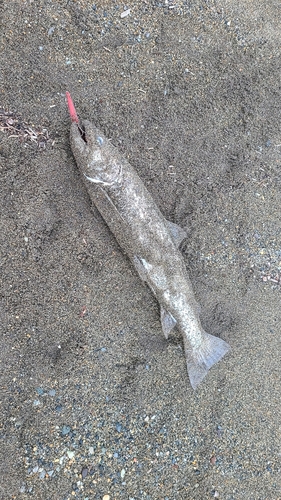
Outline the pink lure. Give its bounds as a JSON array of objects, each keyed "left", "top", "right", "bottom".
[{"left": 66, "top": 91, "right": 79, "bottom": 123}]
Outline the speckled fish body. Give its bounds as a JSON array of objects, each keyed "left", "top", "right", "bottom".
[{"left": 70, "top": 119, "right": 230, "bottom": 389}]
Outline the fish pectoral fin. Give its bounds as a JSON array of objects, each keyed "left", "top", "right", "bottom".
[
  {"left": 133, "top": 255, "right": 147, "bottom": 282},
  {"left": 185, "top": 333, "right": 230, "bottom": 390},
  {"left": 166, "top": 220, "right": 187, "bottom": 248},
  {"left": 160, "top": 306, "right": 177, "bottom": 339}
]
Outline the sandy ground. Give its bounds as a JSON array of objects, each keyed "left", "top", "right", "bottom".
[{"left": 1, "top": 1, "right": 281, "bottom": 499}]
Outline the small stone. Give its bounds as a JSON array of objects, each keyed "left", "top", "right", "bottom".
[
  {"left": 49, "top": 389, "right": 56, "bottom": 396},
  {"left": 61, "top": 425, "right": 71, "bottom": 436},
  {"left": 120, "top": 8, "right": 130, "bottom": 18},
  {"left": 81, "top": 467, "right": 88, "bottom": 479},
  {"left": 89, "top": 447, "right": 94, "bottom": 455},
  {"left": 33, "top": 400, "right": 40, "bottom": 406},
  {"left": 67, "top": 450, "right": 75, "bottom": 459},
  {"left": 39, "top": 470, "right": 46, "bottom": 479},
  {"left": 103, "top": 495, "right": 110, "bottom": 500},
  {"left": 120, "top": 468, "right": 125, "bottom": 479}
]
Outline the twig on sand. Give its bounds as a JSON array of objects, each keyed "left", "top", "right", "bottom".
[{"left": 0, "top": 109, "right": 51, "bottom": 148}]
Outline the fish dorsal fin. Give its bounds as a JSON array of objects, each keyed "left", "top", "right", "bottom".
[
  {"left": 166, "top": 220, "right": 187, "bottom": 248},
  {"left": 160, "top": 306, "right": 177, "bottom": 339}
]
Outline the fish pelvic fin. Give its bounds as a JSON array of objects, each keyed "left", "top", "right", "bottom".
[
  {"left": 166, "top": 220, "right": 187, "bottom": 248},
  {"left": 185, "top": 332, "right": 230, "bottom": 390}
]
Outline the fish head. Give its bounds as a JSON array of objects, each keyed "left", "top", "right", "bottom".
[
  {"left": 70, "top": 119, "right": 122, "bottom": 186},
  {"left": 70, "top": 119, "right": 120, "bottom": 185}
]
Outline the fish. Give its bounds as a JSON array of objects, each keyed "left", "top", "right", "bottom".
[{"left": 66, "top": 92, "right": 230, "bottom": 389}]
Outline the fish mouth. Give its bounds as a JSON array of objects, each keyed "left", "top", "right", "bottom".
[{"left": 78, "top": 123, "right": 87, "bottom": 143}]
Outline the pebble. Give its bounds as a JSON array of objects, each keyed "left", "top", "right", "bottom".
[
  {"left": 103, "top": 495, "right": 110, "bottom": 500},
  {"left": 61, "top": 425, "right": 71, "bottom": 436},
  {"left": 120, "top": 468, "right": 126, "bottom": 479},
  {"left": 82, "top": 467, "right": 88, "bottom": 479},
  {"left": 120, "top": 9, "right": 130, "bottom": 18},
  {"left": 67, "top": 450, "right": 75, "bottom": 459},
  {"left": 49, "top": 389, "right": 56, "bottom": 396}
]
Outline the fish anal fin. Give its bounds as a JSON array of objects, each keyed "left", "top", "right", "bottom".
[
  {"left": 160, "top": 306, "right": 177, "bottom": 339},
  {"left": 166, "top": 220, "right": 187, "bottom": 248},
  {"left": 185, "top": 333, "right": 230, "bottom": 390}
]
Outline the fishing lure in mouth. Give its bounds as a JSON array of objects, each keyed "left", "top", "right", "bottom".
[
  {"left": 66, "top": 91, "right": 87, "bottom": 142},
  {"left": 66, "top": 91, "right": 230, "bottom": 389}
]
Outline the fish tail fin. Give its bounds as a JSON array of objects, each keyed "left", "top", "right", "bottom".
[{"left": 185, "top": 332, "right": 230, "bottom": 390}]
